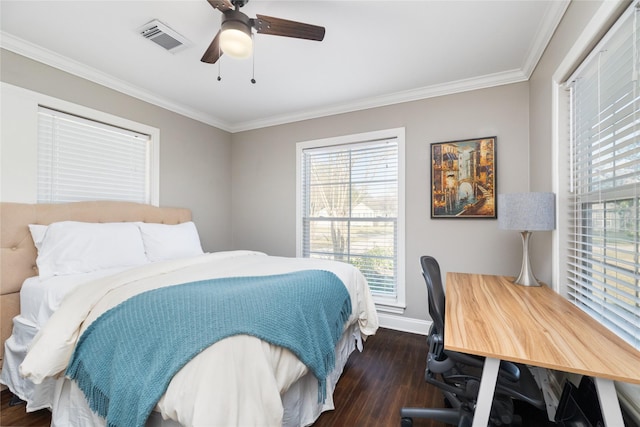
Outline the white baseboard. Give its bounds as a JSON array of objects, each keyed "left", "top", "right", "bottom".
[{"left": 376, "top": 312, "right": 431, "bottom": 335}]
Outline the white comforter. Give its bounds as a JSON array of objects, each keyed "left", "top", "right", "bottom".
[{"left": 20, "top": 251, "right": 379, "bottom": 426}]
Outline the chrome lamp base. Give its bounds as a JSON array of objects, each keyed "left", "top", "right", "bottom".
[{"left": 513, "top": 231, "right": 542, "bottom": 287}]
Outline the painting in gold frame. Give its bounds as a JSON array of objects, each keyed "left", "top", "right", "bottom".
[{"left": 430, "top": 136, "right": 496, "bottom": 218}]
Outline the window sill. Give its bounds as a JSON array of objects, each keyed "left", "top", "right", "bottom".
[{"left": 374, "top": 299, "right": 406, "bottom": 315}]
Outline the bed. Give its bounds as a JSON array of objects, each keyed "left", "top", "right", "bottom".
[{"left": 0, "top": 201, "right": 379, "bottom": 427}]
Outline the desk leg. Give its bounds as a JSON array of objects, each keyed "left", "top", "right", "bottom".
[
  {"left": 472, "top": 357, "right": 500, "bottom": 427},
  {"left": 594, "top": 377, "right": 624, "bottom": 426}
]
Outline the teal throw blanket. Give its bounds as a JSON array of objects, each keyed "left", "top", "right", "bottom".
[{"left": 65, "top": 270, "right": 352, "bottom": 427}]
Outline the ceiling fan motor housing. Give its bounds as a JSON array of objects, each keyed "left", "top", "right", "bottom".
[{"left": 222, "top": 9, "right": 252, "bottom": 32}]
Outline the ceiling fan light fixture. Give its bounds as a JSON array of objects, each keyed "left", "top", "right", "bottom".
[
  {"left": 219, "top": 12, "right": 253, "bottom": 59},
  {"left": 201, "top": 2, "right": 326, "bottom": 66}
]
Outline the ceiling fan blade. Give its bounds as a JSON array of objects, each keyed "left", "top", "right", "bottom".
[
  {"left": 254, "top": 14, "right": 325, "bottom": 41},
  {"left": 201, "top": 30, "right": 223, "bottom": 64},
  {"left": 206, "top": 0, "right": 233, "bottom": 12}
]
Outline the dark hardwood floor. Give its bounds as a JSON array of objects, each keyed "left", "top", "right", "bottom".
[
  {"left": 1, "top": 328, "right": 550, "bottom": 427},
  {"left": 0, "top": 390, "right": 50, "bottom": 427}
]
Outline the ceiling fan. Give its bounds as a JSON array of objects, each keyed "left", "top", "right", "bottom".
[{"left": 201, "top": 0, "right": 325, "bottom": 65}]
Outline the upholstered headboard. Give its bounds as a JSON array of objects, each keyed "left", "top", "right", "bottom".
[{"left": 0, "top": 201, "right": 192, "bottom": 361}]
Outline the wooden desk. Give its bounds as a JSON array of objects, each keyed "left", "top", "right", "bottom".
[{"left": 445, "top": 272, "right": 640, "bottom": 427}]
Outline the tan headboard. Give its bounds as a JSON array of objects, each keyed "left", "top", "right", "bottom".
[{"left": 0, "top": 201, "right": 192, "bottom": 360}]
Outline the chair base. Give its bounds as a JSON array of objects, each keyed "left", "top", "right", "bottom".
[{"left": 400, "top": 407, "right": 472, "bottom": 427}]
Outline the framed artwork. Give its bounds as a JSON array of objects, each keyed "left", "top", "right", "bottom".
[{"left": 430, "top": 136, "right": 497, "bottom": 219}]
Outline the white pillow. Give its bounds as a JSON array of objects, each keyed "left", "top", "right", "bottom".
[
  {"left": 28, "top": 224, "right": 48, "bottom": 251},
  {"left": 137, "top": 221, "right": 204, "bottom": 262},
  {"left": 36, "top": 221, "right": 148, "bottom": 279}
]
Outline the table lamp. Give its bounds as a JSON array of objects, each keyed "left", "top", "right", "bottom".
[{"left": 498, "top": 192, "right": 555, "bottom": 286}]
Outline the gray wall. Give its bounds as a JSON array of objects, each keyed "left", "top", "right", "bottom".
[
  {"left": 231, "top": 83, "right": 531, "bottom": 322},
  {"left": 0, "top": 49, "right": 233, "bottom": 252}
]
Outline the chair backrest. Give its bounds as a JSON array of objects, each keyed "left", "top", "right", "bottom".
[{"left": 421, "top": 255, "right": 446, "bottom": 336}]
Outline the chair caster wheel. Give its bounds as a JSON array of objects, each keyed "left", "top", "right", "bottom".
[{"left": 401, "top": 417, "right": 413, "bottom": 427}]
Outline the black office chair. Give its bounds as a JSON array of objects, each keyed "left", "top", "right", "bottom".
[{"left": 400, "top": 256, "right": 546, "bottom": 427}]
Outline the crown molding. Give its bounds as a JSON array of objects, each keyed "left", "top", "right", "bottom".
[
  {"left": 0, "top": 31, "right": 234, "bottom": 132},
  {"left": 521, "top": 0, "right": 571, "bottom": 78},
  {"left": 229, "top": 69, "right": 528, "bottom": 132}
]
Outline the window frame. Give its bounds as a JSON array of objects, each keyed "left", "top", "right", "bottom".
[
  {"left": 552, "top": 0, "right": 632, "bottom": 297},
  {"left": 562, "top": 0, "right": 639, "bottom": 350},
  {"left": 295, "top": 128, "right": 406, "bottom": 312},
  {"left": 0, "top": 82, "right": 159, "bottom": 205},
  {"left": 551, "top": 1, "right": 640, "bottom": 414}
]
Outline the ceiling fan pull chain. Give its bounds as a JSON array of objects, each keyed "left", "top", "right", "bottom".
[
  {"left": 251, "top": 34, "right": 256, "bottom": 84},
  {"left": 217, "top": 55, "right": 222, "bottom": 81}
]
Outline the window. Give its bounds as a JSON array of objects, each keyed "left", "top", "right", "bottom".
[
  {"left": 297, "top": 128, "right": 405, "bottom": 310},
  {"left": 566, "top": 2, "right": 639, "bottom": 349},
  {"left": 37, "top": 107, "right": 153, "bottom": 204}
]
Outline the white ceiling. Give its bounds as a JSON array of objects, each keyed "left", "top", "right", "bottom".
[{"left": 0, "top": 1, "right": 569, "bottom": 133}]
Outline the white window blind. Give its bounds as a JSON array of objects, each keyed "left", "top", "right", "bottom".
[
  {"left": 567, "top": 2, "right": 640, "bottom": 349},
  {"left": 300, "top": 137, "right": 400, "bottom": 298},
  {"left": 37, "top": 107, "right": 151, "bottom": 204}
]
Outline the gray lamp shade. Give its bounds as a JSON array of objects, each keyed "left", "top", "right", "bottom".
[{"left": 498, "top": 192, "right": 555, "bottom": 231}]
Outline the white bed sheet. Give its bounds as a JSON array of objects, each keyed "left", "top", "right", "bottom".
[
  {"left": 20, "top": 266, "right": 132, "bottom": 327},
  {"left": 7, "top": 251, "right": 378, "bottom": 426}
]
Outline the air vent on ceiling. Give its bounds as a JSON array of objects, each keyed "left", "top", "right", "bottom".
[{"left": 139, "top": 19, "right": 190, "bottom": 53}]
